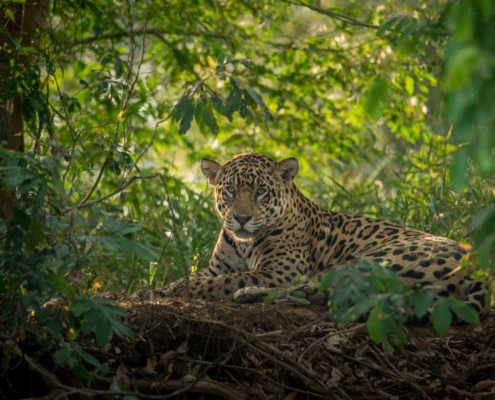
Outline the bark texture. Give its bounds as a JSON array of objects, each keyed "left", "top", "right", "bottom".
[{"left": 0, "top": 1, "right": 50, "bottom": 219}]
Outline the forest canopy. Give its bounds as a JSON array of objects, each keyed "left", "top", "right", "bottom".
[{"left": 1, "top": 0, "right": 495, "bottom": 396}]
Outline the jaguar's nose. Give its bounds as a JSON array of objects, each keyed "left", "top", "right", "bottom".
[{"left": 233, "top": 214, "right": 252, "bottom": 227}]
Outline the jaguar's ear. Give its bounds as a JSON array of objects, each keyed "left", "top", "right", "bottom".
[
  {"left": 201, "top": 158, "right": 222, "bottom": 185},
  {"left": 277, "top": 157, "right": 299, "bottom": 182}
]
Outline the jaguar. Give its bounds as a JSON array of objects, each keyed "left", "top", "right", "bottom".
[{"left": 149, "top": 152, "right": 488, "bottom": 315}]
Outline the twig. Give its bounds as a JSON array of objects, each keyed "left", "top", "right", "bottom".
[
  {"left": 76, "top": 138, "right": 114, "bottom": 207},
  {"left": 120, "top": 0, "right": 147, "bottom": 144},
  {"left": 158, "top": 174, "right": 189, "bottom": 275},
  {"left": 248, "top": 341, "right": 339, "bottom": 398},
  {"left": 178, "top": 357, "right": 330, "bottom": 399},
  {"left": 8, "top": 340, "right": 243, "bottom": 400},
  {"left": 133, "top": 307, "right": 337, "bottom": 397},
  {"left": 19, "top": 391, "right": 67, "bottom": 400},
  {"left": 68, "top": 28, "right": 229, "bottom": 48},
  {"left": 132, "top": 379, "right": 244, "bottom": 400},
  {"left": 119, "top": 105, "right": 175, "bottom": 188},
  {"left": 298, "top": 323, "right": 365, "bottom": 362},
  {"left": 370, "top": 344, "right": 432, "bottom": 399},
  {"left": 7, "top": 341, "right": 68, "bottom": 400},
  {"left": 288, "top": 0, "right": 379, "bottom": 29},
  {"left": 75, "top": 0, "right": 149, "bottom": 208},
  {"left": 65, "top": 173, "right": 160, "bottom": 211},
  {"left": 254, "top": 343, "right": 349, "bottom": 399}
]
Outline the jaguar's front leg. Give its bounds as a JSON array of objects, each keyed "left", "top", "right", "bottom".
[{"left": 156, "top": 270, "right": 289, "bottom": 301}]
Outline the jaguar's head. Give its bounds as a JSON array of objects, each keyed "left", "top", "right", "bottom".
[{"left": 201, "top": 153, "right": 299, "bottom": 241}]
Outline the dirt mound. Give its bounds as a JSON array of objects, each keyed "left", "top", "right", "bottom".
[
  {"left": 106, "top": 296, "right": 495, "bottom": 399},
  {"left": 4, "top": 295, "right": 495, "bottom": 399}
]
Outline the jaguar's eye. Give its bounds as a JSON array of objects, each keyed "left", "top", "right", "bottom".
[
  {"left": 255, "top": 187, "right": 267, "bottom": 197},
  {"left": 225, "top": 185, "right": 236, "bottom": 195}
]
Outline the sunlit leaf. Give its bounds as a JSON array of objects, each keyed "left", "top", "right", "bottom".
[
  {"left": 405, "top": 76, "right": 415, "bottom": 96},
  {"left": 362, "top": 76, "right": 391, "bottom": 122},
  {"left": 5, "top": 9, "right": 15, "bottom": 22}
]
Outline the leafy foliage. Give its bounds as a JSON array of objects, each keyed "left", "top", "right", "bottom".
[
  {"left": 0, "top": 0, "right": 494, "bottom": 386},
  {"left": 320, "top": 261, "right": 480, "bottom": 350}
]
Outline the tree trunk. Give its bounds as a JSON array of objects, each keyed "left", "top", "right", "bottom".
[{"left": 0, "top": 0, "right": 50, "bottom": 219}]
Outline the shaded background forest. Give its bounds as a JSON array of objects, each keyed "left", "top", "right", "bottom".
[{"left": 1, "top": 0, "right": 495, "bottom": 380}]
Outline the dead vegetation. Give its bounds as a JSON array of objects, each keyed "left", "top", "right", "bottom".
[{"left": 2, "top": 295, "right": 495, "bottom": 399}]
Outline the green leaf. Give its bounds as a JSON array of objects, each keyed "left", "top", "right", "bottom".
[
  {"left": 444, "top": 47, "right": 481, "bottom": 90},
  {"left": 377, "top": 17, "right": 400, "bottom": 35},
  {"left": 245, "top": 87, "right": 272, "bottom": 124},
  {"left": 394, "top": 16, "right": 411, "bottom": 33},
  {"left": 362, "top": 77, "right": 391, "bottom": 122},
  {"left": 149, "top": 262, "right": 158, "bottom": 286},
  {"left": 472, "top": 204, "right": 495, "bottom": 249},
  {"left": 131, "top": 241, "right": 160, "bottom": 263},
  {"left": 25, "top": 216, "right": 45, "bottom": 251},
  {"left": 318, "top": 271, "right": 333, "bottom": 292},
  {"left": 263, "top": 291, "right": 280, "bottom": 304},
  {"left": 448, "top": 298, "right": 480, "bottom": 325},
  {"left": 367, "top": 302, "right": 386, "bottom": 344},
  {"left": 172, "top": 96, "right": 196, "bottom": 135},
  {"left": 53, "top": 346, "right": 73, "bottom": 365},
  {"left": 78, "top": 349, "right": 102, "bottom": 368},
  {"left": 46, "top": 273, "right": 75, "bottom": 299},
  {"left": 94, "top": 297, "right": 134, "bottom": 340},
  {"left": 95, "top": 317, "right": 113, "bottom": 347},
  {"left": 224, "top": 86, "right": 243, "bottom": 121},
  {"left": 80, "top": 308, "right": 101, "bottom": 335},
  {"left": 408, "top": 290, "right": 434, "bottom": 319},
  {"left": 245, "top": 87, "right": 263, "bottom": 108},
  {"left": 287, "top": 293, "right": 311, "bottom": 304},
  {"left": 477, "top": 0, "right": 493, "bottom": 17},
  {"left": 5, "top": 9, "right": 15, "bottom": 22},
  {"left": 405, "top": 76, "right": 415, "bottom": 96},
  {"left": 47, "top": 322, "right": 63, "bottom": 343},
  {"left": 199, "top": 102, "right": 219, "bottom": 135},
  {"left": 70, "top": 298, "right": 92, "bottom": 318},
  {"left": 76, "top": 297, "right": 133, "bottom": 346},
  {"left": 239, "top": 98, "right": 248, "bottom": 118},
  {"left": 339, "top": 297, "right": 378, "bottom": 325},
  {"left": 431, "top": 297, "right": 453, "bottom": 336},
  {"left": 471, "top": 132, "right": 495, "bottom": 175},
  {"left": 450, "top": 148, "right": 468, "bottom": 192},
  {"left": 448, "top": 1, "right": 475, "bottom": 42},
  {"left": 179, "top": 101, "right": 195, "bottom": 135}
]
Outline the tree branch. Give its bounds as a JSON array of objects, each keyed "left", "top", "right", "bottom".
[
  {"left": 68, "top": 28, "right": 229, "bottom": 48},
  {"left": 288, "top": 1, "right": 379, "bottom": 29},
  {"left": 68, "top": 173, "right": 161, "bottom": 212}
]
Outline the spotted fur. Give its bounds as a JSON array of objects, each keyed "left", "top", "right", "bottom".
[{"left": 160, "top": 153, "right": 488, "bottom": 315}]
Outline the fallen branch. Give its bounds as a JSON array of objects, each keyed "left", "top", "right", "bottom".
[{"left": 132, "top": 379, "right": 244, "bottom": 400}]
